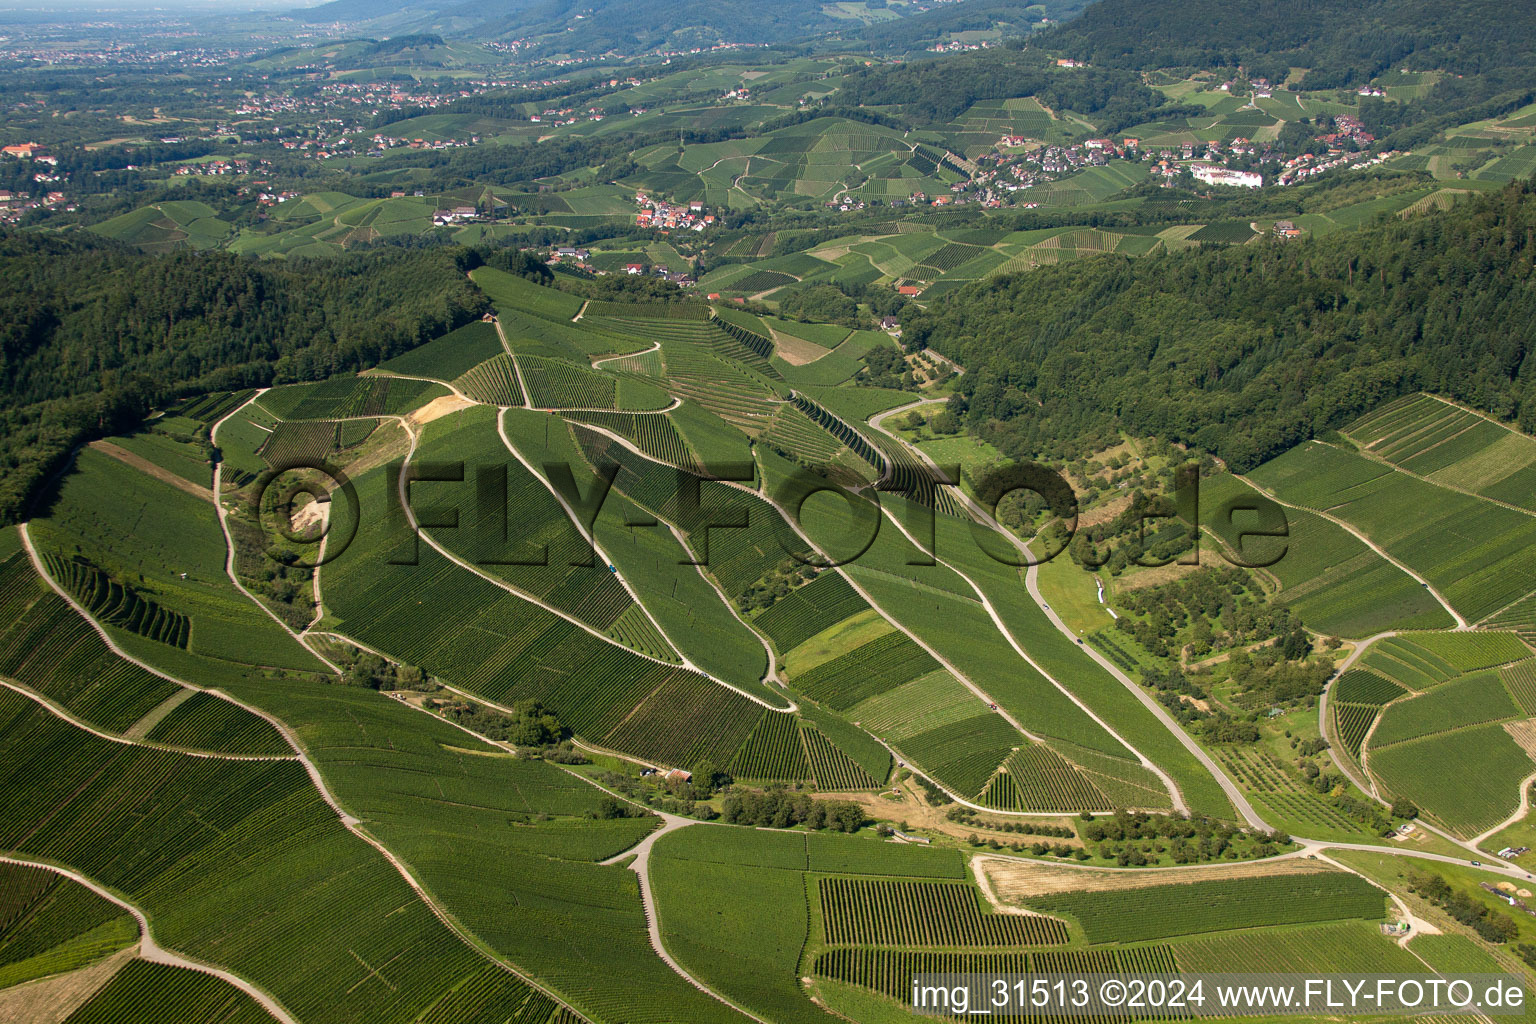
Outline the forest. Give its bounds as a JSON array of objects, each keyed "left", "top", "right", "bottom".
[
  {"left": 837, "top": 48, "right": 1204, "bottom": 129},
  {"left": 906, "top": 182, "right": 1536, "bottom": 472},
  {"left": 0, "top": 230, "right": 490, "bottom": 522},
  {"left": 1031, "top": 0, "right": 1536, "bottom": 89}
]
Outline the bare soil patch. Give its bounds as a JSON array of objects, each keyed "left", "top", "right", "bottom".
[{"left": 977, "top": 853, "right": 1330, "bottom": 903}]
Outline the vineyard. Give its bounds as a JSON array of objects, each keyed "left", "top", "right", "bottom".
[
  {"left": 752, "top": 572, "right": 868, "bottom": 654},
  {"left": 516, "top": 356, "right": 616, "bottom": 409},
  {"left": 1334, "top": 702, "right": 1380, "bottom": 758},
  {"left": 814, "top": 946, "right": 1177, "bottom": 1005},
  {"left": 1345, "top": 393, "right": 1536, "bottom": 512},
  {"left": 818, "top": 877, "right": 1068, "bottom": 946},
  {"left": 980, "top": 745, "right": 1109, "bottom": 813},
  {"left": 166, "top": 390, "right": 257, "bottom": 425},
  {"left": 1368, "top": 670, "right": 1517, "bottom": 748},
  {"left": 1023, "top": 872, "right": 1385, "bottom": 942},
  {"left": 1174, "top": 920, "right": 1422, "bottom": 974},
  {"left": 562, "top": 410, "right": 698, "bottom": 470},
  {"left": 1501, "top": 658, "right": 1536, "bottom": 715},
  {"left": 257, "top": 375, "right": 439, "bottom": 420},
  {"left": 0, "top": 584, "right": 181, "bottom": 732},
  {"left": 802, "top": 726, "right": 880, "bottom": 790},
  {"left": 1369, "top": 722, "right": 1535, "bottom": 837},
  {"left": 790, "top": 630, "right": 939, "bottom": 709},
  {"left": 1211, "top": 746, "right": 1372, "bottom": 837},
  {"left": 61, "top": 960, "right": 274, "bottom": 1024},
  {"left": 453, "top": 354, "right": 525, "bottom": 406},
  {"left": 0, "top": 863, "right": 136, "bottom": 990},
  {"left": 258, "top": 418, "right": 378, "bottom": 469},
  {"left": 143, "top": 692, "right": 291, "bottom": 756},
  {"left": 728, "top": 708, "right": 812, "bottom": 781},
  {"left": 1333, "top": 669, "right": 1407, "bottom": 706},
  {"left": 379, "top": 320, "right": 504, "bottom": 380},
  {"left": 0, "top": 690, "right": 562, "bottom": 1024},
  {"left": 603, "top": 670, "right": 770, "bottom": 769},
  {"left": 900, "top": 713, "right": 1021, "bottom": 800},
  {"left": 42, "top": 553, "right": 190, "bottom": 649},
  {"left": 1247, "top": 442, "right": 1536, "bottom": 623}
]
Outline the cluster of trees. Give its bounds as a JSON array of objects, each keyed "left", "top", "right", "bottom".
[
  {"left": 945, "top": 806, "right": 1075, "bottom": 838},
  {"left": 432, "top": 698, "right": 567, "bottom": 748},
  {"left": 861, "top": 345, "right": 919, "bottom": 391},
  {"left": 1111, "top": 566, "right": 1296, "bottom": 660},
  {"left": 1225, "top": 645, "right": 1335, "bottom": 707},
  {"left": 838, "top": 48, "right": 1204, "bottom": 132},
  {"left": 339, "top": 652, "right": 428, "bottom": 691},
  {"left": 720, "top": 790, "right": 866, "bottom": 832},
  {"left": 905, "top": 183, "right": 1536, "bottom": 473},
  {"left": 1081, "top": 810, "right": 1291, "bottom": 865},
  {"left": 775, "top": 285, "right": 860, "bottom": 327},
  {"left": 1059, "top": 490, "right": 1194, "bottom": 576},
  {"left": 0, "top": 231, "right": 490, "bottom": 523},
  {"left": 966, "top": 832, "right": 1089, "bottom": 859},
  {"left": 1407, "top": 870, "right": 1521, "bottom": 943},
  {"left": 737, "top": 559, "right": 819, "bottom": 614}
]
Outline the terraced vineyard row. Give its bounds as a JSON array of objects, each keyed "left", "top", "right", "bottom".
[
  {"left": 792, "top": 629, "right": 940, "bottom": 710},
  {"left": 802, "top": 727, "right": 880, "bottom": 790},
  {"left": 260, "top": 375, "right": 433, "bottom": 420},
  {"left": 0, "top": 691, "right": 568, "bottom": 1024},
  {"left": 1501, "top": 658, "right": 1536, "bottom": 715},
  {"left": 521, "top": 356, "right": 617, "bottom": 409},
  {"left": 1332, "top": 669, "right": 1407, "bottom": 706},
  {"left": 1335, "top": 702, "right": 1380, "bottom": 758},
  {"left": 729, "top": 708, "right": 811, "bottom": 781},
  {"left": 169, "top": 390, "right": 257, "bottom": 425},
  {"left": 259, "top": 419, "right": 377, "bottom": 468},
  {"left": 819, "top": 877, "right": 1068, "bottom": 947},
  {"left": 901, "top": 713, "right": 1021, "bottom": 800},
  {"left": 62, "top": 960, "right": 274, "bottom": 1024},
  {"left": 0, "top": 862, "right": 136, "bottom": 990},
  {"left": 751, "top": 571, "right": 868, "bottom": 654},
  {"left": 814, "top": 946, "right": 1178, "bottom": 1009},
  {"left": 42, "top": 554, "right": 189, "bottom": 649},
  {"left": 0, "top": 572, "right": 181, "bottom": 732},
  {"left": 657, "top": 342, "right": 779, "bottom": 430},
  {"left": 454, "top": 354, "right": 525, "bottom": 406},
  {"left": 980, "top": 745, "right": 1108, "bottom": 813},
  {"left": 143, "top": 691, "right": 290, "bottom": 756},
  {"left": 563, "top": 410, "right": 698, "bottom": 470},
  {"left": 758, "top": 404, "right": 848, "bottom": 467}
]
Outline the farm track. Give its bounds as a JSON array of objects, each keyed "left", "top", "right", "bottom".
[
  {"left": 494, "top": 410, "right": 792, "bottom": 713},
  {"left": 569, "top": 419, "right": 1047, "bottom": 811},
  {"left": 0, "top": 678, "right": 295, "bottom": 763},
  {"left": 1232, "top": 470, "right": 1469, "bottom": 629},
  {"left": 28, "top": 432, "right": 599, "bottom": 1023},
  {"left": 0, "top": 855, "right": 301, "bottom": 1024},
  {"left": 1317, "top": 631, "right": 1536, "bottom": 858},
  {"left": 210, "top": 391, "right": 344, "bottom": 675},
  {"left": 87, "top": 440, "right": 215, "bottom": 504},
  {"left": 863, "top": 400, "right": 1190, "bottom": 817},
  {"left": 492, "top": 318, "right": 534, "bottom": 409},
  {"left": 590, "top": 340, "right": 660, "bottom": 370}
]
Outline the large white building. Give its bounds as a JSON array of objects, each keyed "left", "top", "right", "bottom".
[{"left": 1190, "top": 163, "right": 1263, "bottom": 188}]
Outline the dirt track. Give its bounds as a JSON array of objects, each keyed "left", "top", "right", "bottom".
[{"left": 88, "top": 441, "right": 214, "bottom": 504}]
